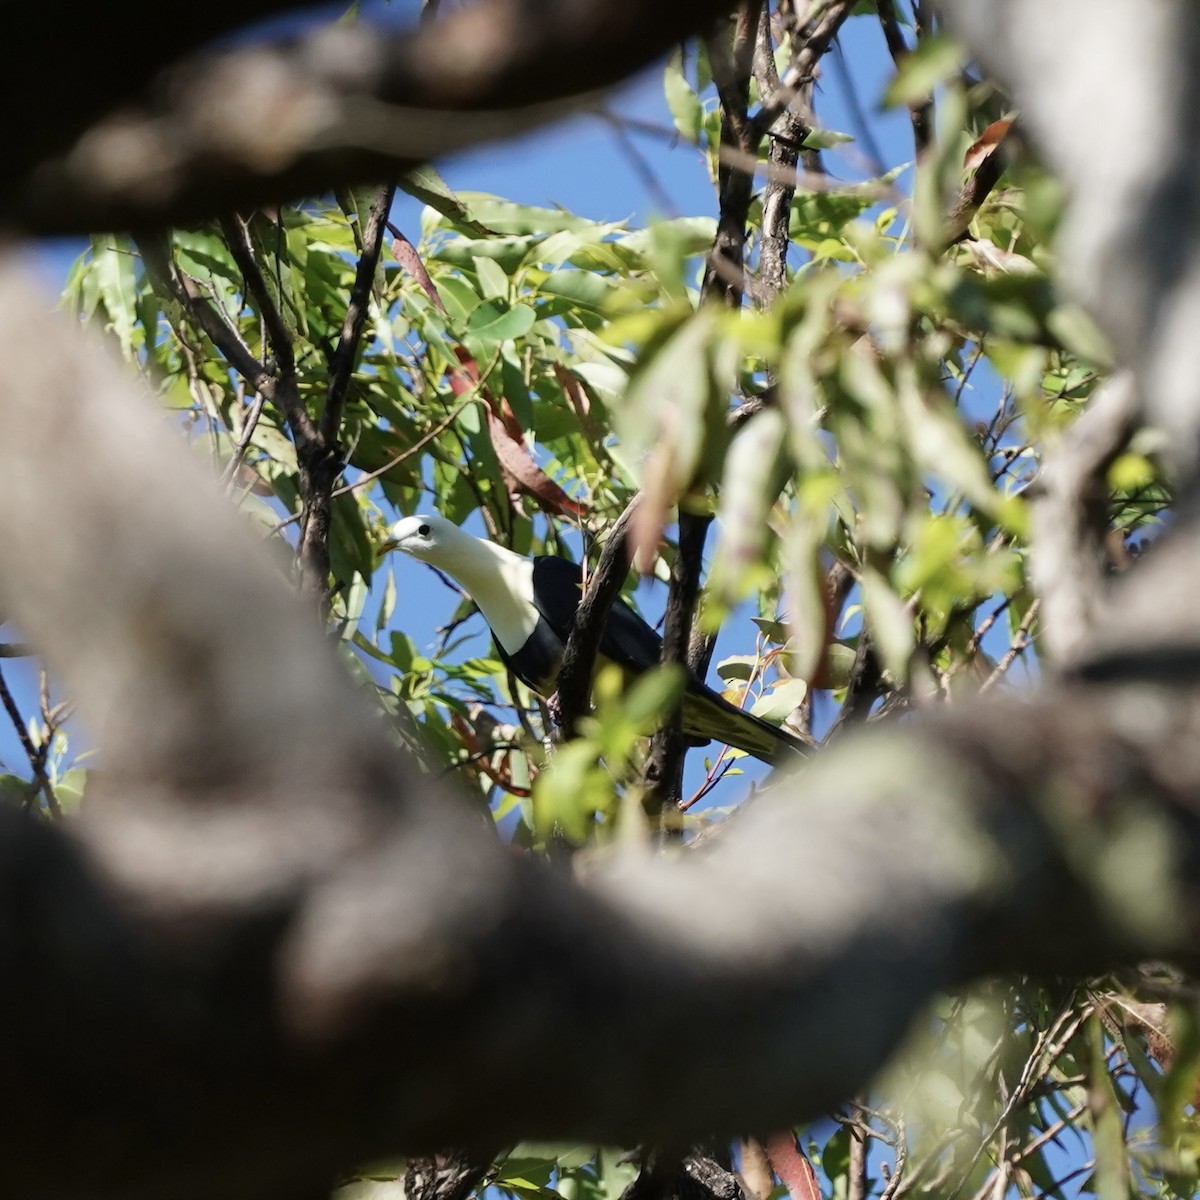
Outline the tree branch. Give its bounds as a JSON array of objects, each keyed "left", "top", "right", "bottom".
[
  {"left": 750, "top": 0, "right": 858, "bottom": 140},
  {"left": 290, "top": 183, "right": 396, "bottom": 604},
  {"left": 753, "top": 3, "right": 809, "bottom": 306},
  {"left": 3, "top": 260, "right": 1200, "bottom": 1200},
  {"left": 321, "top": 185, "right": 394, "bottom": 444},
  {"left": 874, "top": 0, "right": 933, "bottom": 156},
  {"left": 555, "top": 499, "right": 641, "bottom": 739},
  {"left": 1030, "top": 372, "right": 1139, "bottom": 669},
  {"left": 9, "top": 0, "right": 743, "bottom": 235}
]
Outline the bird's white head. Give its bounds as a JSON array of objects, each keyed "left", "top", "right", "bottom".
[
  {"left": 382, "top": 513, "right": 462, "bottom": 564},
  {"left": 381, "top": 513, "right": 535, "bottom": 651}
]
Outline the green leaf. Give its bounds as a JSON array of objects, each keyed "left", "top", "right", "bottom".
[
  {"left": 861, "top": 566, "right": 915, "bottom": 680},
  {"left": 709, "top": 408, "right": 788, "bottom": 612},
  {"left": 0, "top": 774, "right": 34, "bottom": 806},
  {"left": 801, "top": 127, "right": 854, "bottom": 150},
  {"left": 1046, "top": 303, "right": 1114, "bottom": 367},
  {"left": 664, "top": 48, "right": 704, "bottom": 142},
  {"left": 621, "top": 664, "right": 685, "bottom": 733},
  {"left": 448, "top": 194, "right": 592, "bottom": 236},
  {"left": 717, "top": 654, "right": 759, "bottom": 683},
  {"left": 1087, "top": 1016, "right": 1131, "bottom": 1200},
  {"left": 399, "top": 165, "right": 494, "bottom": 235},
  {"left": 465, "top": 299, "right": 536, "bottom": 343},
  {"left": 618, "top": 308, "right": 727, "bottom": 496},
  {"left": 472, "top": 255, "right": 510, "bottom": 301},
  {"left": 883, "top": 32, "right": 964, "bottom": 107},
  {"left": 750, "top": 677, "right": 808, "bottom": 722},
  {"left": 89, "top": 233, "right": 138, "bottom": 357}
]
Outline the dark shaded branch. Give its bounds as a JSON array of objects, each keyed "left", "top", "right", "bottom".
[
  {"left": 141, "top": 231, "right": 334, "bottom": 598},
  {"left": 620, "top": 1148, "right": 745, "bottom": 1200},
  {"left": 750, "top": 0, "right": 858, "bottom": 140},
  {"left": 219, "top": 214, "right": 296, "bottom": 488},
  {"left": 403, "top": 1150, "right": 498, "bottom": 1200},
  {"left": 875, "top": 0, "right": 934, "bottom": 156},
  {"left": 701, "top": 3, "right": 760, "bottom": 306},
  {"left": 284, "top": 183, "right": 395, "bottom": 606},
  {"left": 321, "top": 185, "right": 394, "bottom": 444},
  {"left": 9, "top": 0, "right": 743, "bottom": 235},
  {"left": 646, "top": 6, "right": 757, "bottom": 804},
  {"left": 644, "top": 510, "right": 714, "bottom": 808},
  {"left": 139, "top": 234, "right": 272, "bottom": 390},
  {"left": 754, "top": 4, "right": 808, "bottom": 305},
  {"left": 555, "top": 499, "right": 642, "bottom": 738},
  {"left": 220, "top": 214, "right": 296, "bottom": 375}
]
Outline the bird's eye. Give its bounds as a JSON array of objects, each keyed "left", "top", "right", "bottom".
[{"left": 418, "top": 523, "right": 431, "bottom": 537}]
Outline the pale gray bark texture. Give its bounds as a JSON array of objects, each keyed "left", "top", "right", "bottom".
[{"left": 940, "top": 0, "right": 1200, "bottom": 477}]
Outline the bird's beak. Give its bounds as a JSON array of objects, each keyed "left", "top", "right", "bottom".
[{"left": 376, "top": 536, "right": 398, "bottom": 559}]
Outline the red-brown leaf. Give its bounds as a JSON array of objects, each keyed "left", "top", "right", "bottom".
[
  {"left": 390, "top": 226, "right": 447, "bottom": 313},
  {"left": 963, "top": 118, "right": 1015, "bottom": 171},
  {"left": 765, "top": 1134, "right": 821, "bottom": 1200},
  {"left": 485, "top": 408, "right": 588, "bottom": 519},
  {"left": 553, "top": 362, "right": 590, "bottom": 420},
  {"left": 450, "top": 347, "right": 586, "bottom": 519}
]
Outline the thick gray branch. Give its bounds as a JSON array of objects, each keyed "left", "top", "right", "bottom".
[
  {"left": 0, "top": 261, "right": 1198, "bottom": 1200},
  {"left": 939, "top": 0, "right": 1200, "bottom": 478},
  {"left": 1031, "top": 372, "right": 1138, "bottom": 668}
]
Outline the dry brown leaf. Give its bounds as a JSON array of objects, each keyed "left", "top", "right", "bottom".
[{"left": 963, "top": 117, "right": 1015, "bottom": 171}]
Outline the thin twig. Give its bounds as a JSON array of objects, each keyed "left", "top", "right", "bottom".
[
  {"left": 0, "top": 663, "right": 59, "bottom": 817},
  {"left": 221, "top": 389, "right": 269, "bottom": 490},
  {"left": 979, "top": 599, "right": 1040, "bottom": 691},
  {"left": 271, "top": 394, "right": 477, "bottom": 535}
]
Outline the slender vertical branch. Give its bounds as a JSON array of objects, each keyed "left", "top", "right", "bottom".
[
  {"left": 645, "top": 4, "right": 759, "bottom": 809},
  {"left": 283, "top": 184, "right": 395, "bottom": 607},
  {"left": 320, "top": 185, "right": 395, "bottom": 445},
  {"left": 875, "top": 0, "right": 934, "bottom": 156},
  {"left": 755, "top": 2, "right": 809, "bottom": 304},
  {"left": 555, "top": 499, "right": 641, "bottom": 738},
  {"left": 644, "top": 509, "right": 714, "bottom": 808},
  {"left": 751, "top": 0, "right": 858, "bottom": 139},
  {"left": 701, "top": 3, "right": 760, "bottom": 306}
]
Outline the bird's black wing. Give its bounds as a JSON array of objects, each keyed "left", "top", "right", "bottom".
[
  {"left": 529, "top": 556, "right": 808, "bottom": 763},
  {"left": 529, "top": 556, "right": 664, "bottom": 672}
]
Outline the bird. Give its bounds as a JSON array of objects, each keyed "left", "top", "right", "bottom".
[{"left": 382, "top": 513, "right": 806, "bottom": 763}]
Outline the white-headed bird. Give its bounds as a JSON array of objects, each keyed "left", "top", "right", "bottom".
[{"left": 384, "top": 514, "right": 804, "bottom": 763}]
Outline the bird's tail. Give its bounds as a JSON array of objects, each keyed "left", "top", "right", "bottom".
[{"left": 681, "top": 687, "right": 809, "bottom": 764}]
